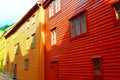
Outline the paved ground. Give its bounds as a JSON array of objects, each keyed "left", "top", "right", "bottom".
[
  {"left": 0, "top": 74, "right": 8, "bottom": 80},
  {"left": 0, "top": 72, "right": 13, "bottom": 80}
]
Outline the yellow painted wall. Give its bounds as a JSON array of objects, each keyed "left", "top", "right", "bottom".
[
  {"left": 0, "top": 34, "right": 5, "bottom": 72},
  {"left": 5, "top": 6, "right": 42, "bottom": 80}
]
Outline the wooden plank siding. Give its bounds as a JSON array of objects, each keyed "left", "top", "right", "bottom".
[
  {"left": 44, "top": 0, "right": 120, "bottom": 80},
  {"left": 4, "top": 4, "right": 45, "bottom": 80}
]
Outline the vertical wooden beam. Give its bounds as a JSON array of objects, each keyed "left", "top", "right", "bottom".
[{"left": 38, "top": 5, "right": 45, "bottom": 80}]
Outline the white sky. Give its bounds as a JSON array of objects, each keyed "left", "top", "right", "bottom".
[{"left": 0, "top": 0, "right": 37, "bottom": 27}]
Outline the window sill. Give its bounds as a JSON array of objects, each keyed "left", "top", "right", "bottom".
[
  {"left": 31, "top": 46, "right": 35, "bottom": 50},
  {"left": 49, "top": 15, "right": 54, "bottom": 19},
  {"left": 49, "top": 10, "right": 61, "bottom": 20},
  {"left": 55, "top": 10, "right": 61, "bottom": 16},
  {"left": 24, "top": 69, "right": 29, "bottom": 71},
  {"left": 70, "top": 32, "right": 88, "bottom": 41},
  {"left": 94, "top": 73, "right": 102, "bottom": 78},
  {"left": 26, "top": 49, "right": 30, "bottom": 51},
  {"left": 51, "top": 44, "right": 57, "bottom": 47}
]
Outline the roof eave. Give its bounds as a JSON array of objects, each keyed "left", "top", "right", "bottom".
[
  {"left": 43, "top": 0, "right": 53, "bottom": 9},
  {"left": 5, "top": 3, "right": 39, "bottom": 38}
]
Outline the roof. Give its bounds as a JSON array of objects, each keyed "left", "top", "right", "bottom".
[
  {"left": 43, "top": 0, "right": 53, "bottom": 9},
  {"left": 5, "top": 3, "right": 39, "bottom": 38},
  {"left": 0, "top": 26, "right": 14, "bottom": 38}
]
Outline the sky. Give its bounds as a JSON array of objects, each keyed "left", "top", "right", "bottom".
[{"left": 0, "top": 0, "right": 37, "bottom": 27}]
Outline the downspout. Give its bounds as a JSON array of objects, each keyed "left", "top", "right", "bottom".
[{"left": 37, "top": 3, "right": 45, "bottom": 80}]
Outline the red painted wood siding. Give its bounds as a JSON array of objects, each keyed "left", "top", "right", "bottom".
[{"left": 44, "top": 0, "right": 120, "bottom": 80}]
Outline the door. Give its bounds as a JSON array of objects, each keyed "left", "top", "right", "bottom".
[
  {"left": 50, "top": 61, "right": 59, "bottom": 80},
  {"left": 12, "top": 64, "right": 17, "bottom": 79}
]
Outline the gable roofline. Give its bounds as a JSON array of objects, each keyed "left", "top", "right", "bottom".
[
  {"left": 43, "top": 0, "right": 53, "bottom": 9},
  {"left": 0, "top": 31, "right": 5, "bottom": 38},
  {"left": 5, "top": 3, "right": 39, "bottom": 38},
  {"left": 0, "top": 24, "right": 14, "bottom": 38}
]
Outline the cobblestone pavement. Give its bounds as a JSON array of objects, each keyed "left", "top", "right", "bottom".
[
  {"left": 0, "top": 74, "right": 8, "bottom": 80},
  {"left": 0, "top": 72, "right": 13, "bottom": 80}
]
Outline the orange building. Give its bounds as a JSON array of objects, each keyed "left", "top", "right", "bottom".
[{"left": 4, "top": 3, "right": 45, "bottom": 80}]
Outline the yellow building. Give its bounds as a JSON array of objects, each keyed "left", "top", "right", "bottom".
[
  {"left": 4, "top": 3, "right": 45, "bottom": 80},
  {"left": 0, "top": 32, "right": 5, "bottom": 72}
]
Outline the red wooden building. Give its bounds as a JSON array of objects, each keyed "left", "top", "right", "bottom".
[{"left": 43, "top": 0, "right": 120, "bottom": 80}]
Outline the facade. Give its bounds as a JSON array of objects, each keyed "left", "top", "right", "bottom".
[
  {"left": 4, "top": 4, "right": 45, "bottom": 80},
  {"left": 0, "top": 32, "right": 5, "bottom": 72},
  {"left": 43, "top": 0, "right": 120, "bottom": 80}
]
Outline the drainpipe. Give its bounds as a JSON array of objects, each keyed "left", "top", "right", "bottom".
[{"left": 37, "top": 1, "right": 45, "bottom": 80}]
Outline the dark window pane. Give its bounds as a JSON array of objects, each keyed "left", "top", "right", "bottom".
[
  {"left": 81, "top": 14, "right": 86, "bottom": 33},
  {"left": 31, "top": 34, "right": 35, "bottom": 47},
  {"left": 70, "top": 13, "right": 87, "bottom": 38},
  {"left": 94, "top": 59, "right": 100, "bottom": 66},
  {"left": 118, "top": 12, "right": 120, "bottom": 18},
  {"left": 76, "top": 17, "right": 80, "bottom": 35},
  {"left": 71, "top": 20, "right": 75, "bottom": 37},
  {"left": 25, "top": 59, "right": 29, "bottom": 69},
  {"left": 115, "top": 5, "right": 120, "bottom": 19},
  {"left": 115, "top": 5, "right": 120, "bottom": 11},
  {"left": 93, "top": 58, "right": 101, "bottom": 74},
  {"left": 94, "top": 67, "right": 101, "bottom": 74}
]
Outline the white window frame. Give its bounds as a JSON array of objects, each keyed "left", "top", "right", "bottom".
[
  {"left": 31, "top": 33, "right": 35, "bottom": 48},
  {"left": 26, "top": 19, "right": 30, "bottom": 29},
  {"left": 51, "top": 29, "right": 56, "bottom": 45},
  {"left": 55, "top": 0, "right": 61, "bottom": 13},
  {"left": 70, "top": 13, "right": 87, "bottom": 38},
  {"left": 49, "top": 1, "right": 54, "bottom": 18},
  {"left": 26, "top": 37, "right": 30, "bottom": 50},
  {"left": 31, "top": 14, "right": 35, "bottom": 24},
  {"left": 14, "top": 43, "right": 19, "bottom": 54}
]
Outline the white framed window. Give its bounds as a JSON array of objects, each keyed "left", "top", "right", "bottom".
[
  {"left": 31, "top": 33, "right": 35, "bottom": 48},
  {"left": 14, "top": 43, "right": 19, "bottom": 54},
  {"left": 70, "top": 13, "right": 87, "bottom": 38},
  {"left": 55, "top": 0, "right": 61, "bottom": 13},
  {"left": 49, "top": 1, "right": 54, "bottom": 18},
  {"left": 49, "top": 0, "right": 61, "bottom": 18},
  {"left": 26, "top": 37, "right": 30, "bottom": 50},
  {"left": 51, "top": 28, "right": 56, "bottom": 45},
  {"left": 114, "top": 3, "right": 120, "bottom": 19},
  {"left": 31, "top": 14, "right": 35, "bottom": 24},
  {"left": 26, "top": 19, "right": 30, "bottom": 29}
]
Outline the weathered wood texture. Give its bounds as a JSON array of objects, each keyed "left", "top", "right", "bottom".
[{"left": 44, "top": 0, "right": 120, "bottom": 80}]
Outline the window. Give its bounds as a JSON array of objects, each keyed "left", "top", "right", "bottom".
[
  {"left": 55, "top": 0, "right": 61, "bottom": 13},
  {"left": 114, "top": 4, "right": 120, "bottom": 19},
  {"left": 49, "top": 0, "right": 61, "bottom": 18},
  {"left": 92, "top": 58, "right": 101, "bottom": 75},
  {"left": 14, "top": 43, "right": 19, "bottom": 54},
  {"left": 51, "top": 28, "right": 56, "bottom": 45},
  {"left": 26, "top": 19, "right": 30, "bottom": 29},
  {"left": 49, "top": 1, "right": 54, "bottom": 18},
  {"left": 24, "top": 59, "right": 29, "bottom": 70},
  {"left": 70, "top": 13, "right": 87, "bottom": 38},
  {"left": 31, "top": 33, "right": 35, "bottom": 48},
  {"left": 13, "top": 33, "right": 17, "bottom": 40},
  {"left": 26, "top": 37, "right": 30, "bottom": 50},
  {"left": 32, "top": 14, "right": 35, "bottom": 24}
]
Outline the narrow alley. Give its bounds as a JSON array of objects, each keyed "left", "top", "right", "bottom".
[
  {"left": 0, "top": 75, "right": 8, "bottom": 80},
  {"left": 0, "top": 72, "right": 13, "bottom": 80}
]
